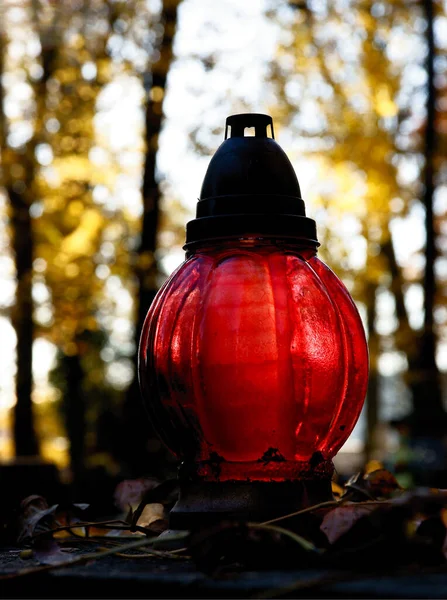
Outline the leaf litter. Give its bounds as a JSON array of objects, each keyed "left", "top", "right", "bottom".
[{"left": 3, "top": 465, "right": 447, "bottom": 596}]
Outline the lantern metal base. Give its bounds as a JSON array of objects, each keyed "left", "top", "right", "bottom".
[{"left": 169, "top": 478, "right": 334, "bottom": 530}]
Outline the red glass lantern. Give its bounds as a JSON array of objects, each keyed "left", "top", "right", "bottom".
[{"left": 139, "top": 114, "right": 368, "bottom": 526}]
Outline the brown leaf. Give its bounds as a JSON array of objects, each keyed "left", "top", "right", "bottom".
[
  {"left": 363, "top": 469, "right": 402, "bottom": 499},
  {"left": 18, "top": 497, "right": 91, "bottom": 542},
  {"left": 114, "top": 477, "right": 160, "bottom": 511},
  {"left": 342, "top": 469, "right": 402, "bottom": 501},
  {"left": 331, "top": 481, "right": 344, "bottom": 499},
  {"left": 324, "top": 490, "right": 447, "bottom": 568},
  {"left": 146, "top": 519, "right": 169, "bottom": 535},
  {"left": 130, "top": 479, "right": 179, "bottom": 532},
  {"left": 18, "top": 496, "right": 58, "bottom": 542},
  {"left": 20, "top": 496, "right": 48, "bottom": 515},
  {"left": 342, "top": 471, "right": 371, "bottom": 500},
  {"left": 135, "top": 503, "right": 164, "bottom": 528},
  {"left": 364, "top": 460, "right": 384, "bottom": 474},
  {"left": 52, "top": 504, "right": 91, "bottom": 537},
  {"left": 320, "top": 503, "right": 378, "bottom": 544}
]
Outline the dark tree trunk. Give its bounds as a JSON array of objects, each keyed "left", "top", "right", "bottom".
[
  {"left": 365, "top": 283, "right": 379, "bottom": 460},
  {"left": 409, "top": 0, "right": 445, "bottom": 436},
  {"left": 9, "top": 187, "right": 39, "bottom": 457},
  {"left": 121, "top": 1, "right": 181, "bottom": 477},
  {"left": 0, "top": 29, "right": 38, "bottom": 457},
  {"left": 422, "top": 0, "right": 436, "bottom": 343},
  {"left": 382, "top": 236, "right": 410, "bottom": 333},
  {"left": 137, "top": 0, "right": 180, "bottom": 337},
  {"left": 61, "top": 352, "right": 86, "bottom": 488},
  {"left": 0, "top": 12, "right": 60, "bottom": 458}
]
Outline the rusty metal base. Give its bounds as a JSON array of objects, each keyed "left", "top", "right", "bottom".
[{"left": 169, "top": 479, "right": 334, "bottom": 530}]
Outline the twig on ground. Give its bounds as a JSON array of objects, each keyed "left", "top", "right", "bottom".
[
  {"left": 31, "top": 520, "right": 153, "bottom": 540},
  {"left": 112, "top": 548, "right": 190, "bottom": 560},
  {"left": 260, "top": 499, "right": 341, "bottom": 526},
  {"left": 247, "top": 522, "right": 319, "bottom": 553},
  {"left": 261, "top": 498, "right": 391, "bottom": 526}
]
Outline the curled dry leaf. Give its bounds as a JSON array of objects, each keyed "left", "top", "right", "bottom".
[
  {"left": 114, "top": 477, "right": 160, "bottom": 512},
  {"left": 18, "top": 496, "right": 91, "bottom": 542},
  {"left": 145, "top": 519, "right": 169, "bottom": 535},
  {"left": 52, "top": 505, "right": 91, "bottom": 539},
  {"left": 320, "top": 502, "right": 379, "bottom": 544},
  {"left": 102, "top": 503, "right": 168, "bottom": 537},
  {"left": 321, "top": 488, "right": 447, "bottom": 569},
  {"left": 18, "top": 496, "right": 58, "bottom": 542},
  {"left": 135, "top": 503, "right": 165, "bottom": 528},
  {"left": 342, "top": 471, "right": 372, "bottom": 500},
  {"left": 130, "top": 479, "right": 179, "bottom": 532},
  {"left": 331, "top": 481, "right": 344, "bottom": 499},
  {"left": 364, "top": 460, "right": 384, "bottom": 474},
  {"left": 363, "top": 469, "right": 403, "bottom": 499},
  {"left": 343, "top": 469, "right": 402, "bottom": 501},
  {"left": 20, "top": 496, "right": 48, "bottom": 515}
]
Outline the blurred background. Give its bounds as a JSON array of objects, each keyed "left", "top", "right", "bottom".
[{"left": 0, "top": 0, "right": 446, "bottom": 500}]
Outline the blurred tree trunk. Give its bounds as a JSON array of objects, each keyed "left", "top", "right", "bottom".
[
  {"left": 366, "top": 236, "right": 410, "bottom": 459},
  {"left": 382, "top": 236, "right": 410, "bottom": 334},
  {"left": 121, "top": 0, "right": 181, "bottom": 477},
  {"left": 137, "top": 0, "right": 181, "bottom": 342},
  {"left": 0, "top": 8, "right": 62, "bottom": 457},
  {"left": 0, "top": 28, "right": 39, "bottom": 456},
  {"left": 409, "top": 0, "right": 445, "bottom": 436},
  {"left": 365, "top": 283, "right": 379, "bottom": 461},
  {"left": 61, "top": 352, "right": 85, "bottom": 487},
  {"left": 35, "top": 4, "right": 117, "bottom": 486},
  {"left": 9, "top": 188, "right": 37, "bottom": 457}
]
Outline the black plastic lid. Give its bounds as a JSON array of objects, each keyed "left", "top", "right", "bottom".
[{"left": 185, "top": 113, "right": 318, "bottom": 248}]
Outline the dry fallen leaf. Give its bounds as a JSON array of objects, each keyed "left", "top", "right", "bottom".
[
  {"left": 364, "top": 460, "right": 384, "bottom": 474},
  {"left": 342, "top": 469, "right": 402, "bottom": 501},
  {"left": 331, "top": 481, "right": 344, "bottom": 499},
  {"left": 18, "top": 496, "right": 58, "bottom": 542},
  {"left": 114, "top": 477, "right": 160, "bottom": 512},
  {"left": 136, "top": 503, "right": 164, "bottom": 528},
  {"left": 363, "top": 469, "right": 402, "bottom": 499},
  {"left": 129, "top": 479, "right": 179, "bottom": 533},
  {"left": 320, "top": 502, "right": 379, "bottom": 544},
  {"left": 17, "top": 496, "right": 91, "bottom": 542}
]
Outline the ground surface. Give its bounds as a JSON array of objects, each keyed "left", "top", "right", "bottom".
[{"left": 2, "top": 547, "right": 447, "bottom": 599}]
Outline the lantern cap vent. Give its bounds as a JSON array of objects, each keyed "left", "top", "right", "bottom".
[
  {"left": 224, "top": 113, "right": 275, "bottom": 139},
  {"left": 185, "top": 113, "right": 318, "bottom": 247}
]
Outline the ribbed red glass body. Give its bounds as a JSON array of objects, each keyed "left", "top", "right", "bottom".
[{"left": 139, "top": 238, "right": 368, "bottom": 482}]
